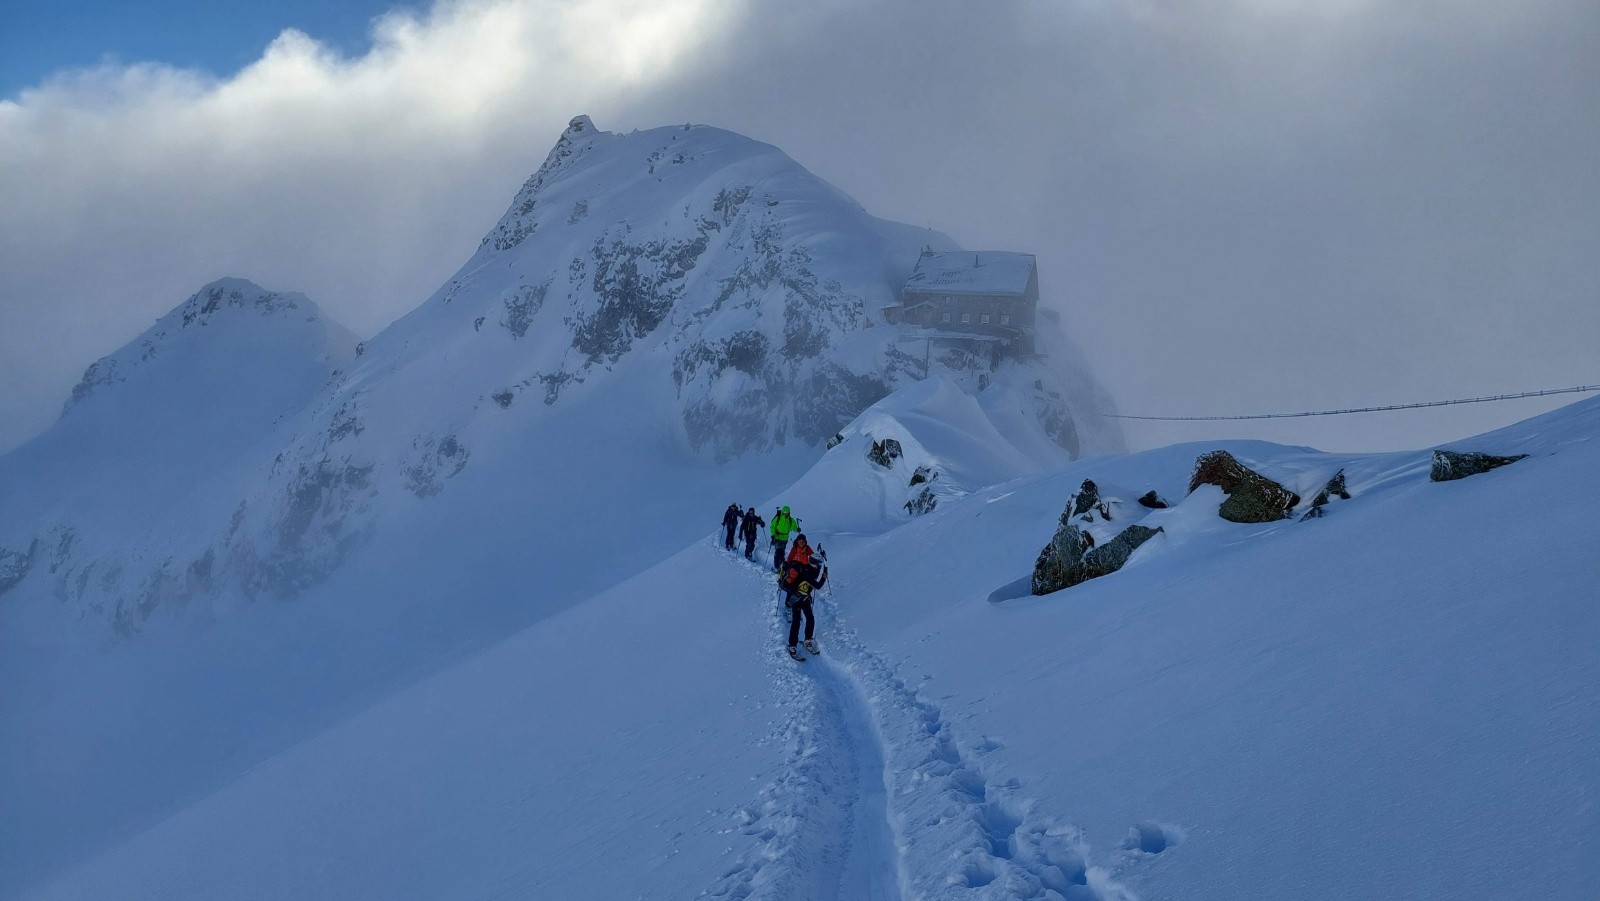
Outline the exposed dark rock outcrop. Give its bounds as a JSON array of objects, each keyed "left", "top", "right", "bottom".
[
  {"left": 868, "top": 438, "right": 903, "bottom": 468},
  {"left": 1031, "top": 522, "right": 1092, "bottom": 595},
  {"left": 403, "top": 434, "right": 470, "bottom": 499},
  {"left": 573, "top": 233, "right": 708, "bottom": 364},
  {"left": 499, "top": 283, "right": 547, "bottom": 338},
  {"left": 1138, "top": 490, "right": 1170, "bottom": 509},
  {"left": 1299, "top": 469, "right": 1351, "bottom": 522},
  {"left": 0, "top": 540, "right": 38, "bottom": 595},
  {"left": 1314, "top": 469, "right": 1350, "bottom": 504},
  {"left": 826, "top": 433, "right": 844, "bottom": 450},
  {"left": 905, "top": 487, "right": 937, "bottom": 516},
  {"left": 1031, "top": 521, "right": 1162, "bottom": 595},
  {"left": 1430, "top": 450, "right": 1527, "bottom": 482},
  {"left": 1069, "top": 480, "right": 1100, "bottom": 518},
  {"left": 228, "top": 458, "right": 379, "bottom": 603},
  {"left": 1189, "top": 450, "right": 1300, "bottom": 523},
  {"left": 1031, "top": 380, "right": 1082, "bottom": 458},
  {"left": 909, "top": 465, "right": 936, "bottom": 487},
  {"left": 1083, "top": 524, "right": 1162, "bottom": 581}
]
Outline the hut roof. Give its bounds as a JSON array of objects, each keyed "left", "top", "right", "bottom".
[{"left": 904, "top": 251, "right": 1035, "bottom": 297}]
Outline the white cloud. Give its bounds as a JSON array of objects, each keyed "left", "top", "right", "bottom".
[
  {"left": 0, "top": 0, "right": 737, "bottom": 450},
  {"left": 1, "top": 0, "right": 1595, "bottom": 454}
]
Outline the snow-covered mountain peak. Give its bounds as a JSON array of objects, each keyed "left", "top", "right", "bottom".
[
  {"left": 391, "top": 116, "right": 1122, "bottom": 461},
  {"left": 64, "top": 277, "right": 352, "bottom": 413},
  {"left": 564, "top": 113, "right": 596, "bottom": 136},
  {"left": 173, "top": 276, "right": 312, "bottom": 324}
]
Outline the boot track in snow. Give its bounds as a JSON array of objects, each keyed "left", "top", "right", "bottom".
[{"left": 704, "top": 541, "right": 1133, "bottom": 900}]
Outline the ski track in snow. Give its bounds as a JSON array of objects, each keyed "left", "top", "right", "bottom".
[{"left": 704, "top": 543, "right": 1133, "bottom": 900}]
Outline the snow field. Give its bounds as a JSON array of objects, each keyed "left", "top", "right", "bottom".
[
  {"left": 829, "top": 397, "right": 1600, "bottom": 900},
  {"left": 706, "top": 539, "right": 1134, "bottom": 900},
  {"left": 18, "top": 395, "right": 1600, "bottom": 899}
]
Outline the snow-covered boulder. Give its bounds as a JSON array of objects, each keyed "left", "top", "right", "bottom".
[
  {"left": 1189, "top": 450, "right": 1301, "bottom": 523},
  {"left": 1299, "top": 468, "right": 1352, "bottom": 521},
  {"left": 1138, "top": 490, "right": 1170, "bottom": 509},
  {"left": 1032, "top": 521, "right": 1094, "bottom": 594},
  {"left": 1031, "top": 515, "right": 1163, "bottom": 595},
  {"left": 868, "top": 438, "right": 903, "bottom": 468},
  {"left": 1032, "top": 476, "right": 1167, "bottom": 594},
  {"left": 1430, "top": 449, "right": 1527, "bottom": 482},
  {"left": 1068, "top": 479, "right": 1103, "bottom": 518}
]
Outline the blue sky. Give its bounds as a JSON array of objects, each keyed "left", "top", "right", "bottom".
[{"left": 0, "top": 0, "right": 413, "bottom": 96}]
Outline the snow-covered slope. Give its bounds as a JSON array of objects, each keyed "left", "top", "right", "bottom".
[
  {"left": 0, "top": 277, "right": 356, "bottom": 632},
  {"left": 0, "top": 119, "right": 1122, "bottom": 894},
  {"left": 24, "top": 393, "right": 1599, "bottom": 900}
]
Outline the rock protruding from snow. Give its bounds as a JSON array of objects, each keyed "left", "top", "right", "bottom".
[
  {"left": 904, "top": 487, "right": 936, "bottom": 516},
  {"left": 1032, "top": 522, "right": 1093, "bottom": 595},
  {"left": 1430, "top": 449, "right": 1528, "bottom": 482},
  {"left": 0, "top": 542, "right": 35, "bottom": 594},
  {"left": 1032, "top": 515, "right": 1163, "bottom": 596},
  {"left": 1299, "top": 469, "right": 1352, "bottom": 521},
  {"left": 1069, "top": 479, "right": 1102, "bottom": 518},
  {"left": 1138, "top": 490, "right": 1170, "bottom": 509},
  {"left": 1084, "top": 524, "right": 1162, "bottom": 577},
  {"left": 867, "top": 438, "right": 903, "bottom": 468},
  {"left": 1032, "top": 482, "right": 1165, "bottom": 594},
  {"left": 1189, "top": 450, "right": 1300, "bottom": 523}
]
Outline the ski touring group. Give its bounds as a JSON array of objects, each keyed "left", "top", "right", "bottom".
[{"left": 720, "top": 503, "right": 829, "bottom": 662}]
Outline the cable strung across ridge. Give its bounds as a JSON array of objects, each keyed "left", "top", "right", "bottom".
[{"left": 1093, "top": 384, "right": 1600, "bottom": 421}]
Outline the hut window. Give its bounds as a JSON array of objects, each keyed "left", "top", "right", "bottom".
[
  {"left": 981, "top": 314, "right": 991, "bottom": 324},
  {"left": 1000, "top": 314, "right": 1011, "bottom": 325},
  {"left": 961, "top": 312, "right": 971, "bottom": 324},
  {"left": 941, "top": 311, "right": 951, "bottom": 323}
]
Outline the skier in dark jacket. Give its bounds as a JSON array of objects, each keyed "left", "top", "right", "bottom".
[
  {"left": 721, "top": 503, "right": 742, "bottom": 551},
  {"left": 780, "top": 555, "right": 827, "bottom": 659},
  {"left": 739, "top": 507, "right": 763, "bottom": 560}
]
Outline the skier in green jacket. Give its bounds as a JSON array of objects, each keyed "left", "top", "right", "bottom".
[{"left": 769, "top": 506, "right": 798, "bottom": 571}]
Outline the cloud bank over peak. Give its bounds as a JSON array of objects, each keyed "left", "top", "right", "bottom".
[
  {"left": 0, "top": 0, "right": 735, "bottom": 450},
  {"left": 1, "top": 0, "right": 1596, "bottom": 454}
]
